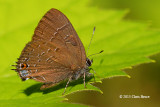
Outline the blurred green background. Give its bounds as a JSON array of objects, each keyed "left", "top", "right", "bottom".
[
  {"left": 66, "top": 0, "right": 160, "bottom": 107},
  {"left": 1, "top": 0, "right": 160, "bottom": 107},
  {"left": 91, "top": 0, "right": 160, "bottom": 28}
]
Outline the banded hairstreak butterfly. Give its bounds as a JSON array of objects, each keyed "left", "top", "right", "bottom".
[{"left": 12, "top": 8, "right": 96, "bottom": 94}]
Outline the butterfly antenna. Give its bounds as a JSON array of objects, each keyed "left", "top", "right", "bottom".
[
  {"left": 87, "top": 26, "right": 96, "bottom": 55},
  {"left": 88, "top": 50, "right": 104, "bottom": 58}
]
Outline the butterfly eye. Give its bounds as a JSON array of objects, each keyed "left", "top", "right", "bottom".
[
  {"left": 21, "top": 63, "right": 28, "bottom": 69},
  {"left": 86, "top": 58, "right": 92, "bottom": 67}
]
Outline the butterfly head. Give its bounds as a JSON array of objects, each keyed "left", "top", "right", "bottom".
[{"left": 86, "top": 58, "right": 93, "bottom": 67}]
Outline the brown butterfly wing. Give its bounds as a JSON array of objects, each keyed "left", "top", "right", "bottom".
[
  {"left": 16, "top": 8, "right": 86, "bottom": 84},
  {"left": 17, "top": 40, "right": 72, "bottom": 83},
  {"left": 33, "top": 8, "right": 86, "bottom": 68}
]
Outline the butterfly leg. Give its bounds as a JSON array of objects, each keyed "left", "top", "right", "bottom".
[
  {"left": 90, "top": 68, "right": 101, "bottom": 82},
  {"left": 83, "top": 72, "right": 86, "bottom": 88},
  {"left": 63, "top": 76, "right": 72, "bottom": 95},
  {"left": 90, "top": 68, "right": 96, "bottom": 82}
]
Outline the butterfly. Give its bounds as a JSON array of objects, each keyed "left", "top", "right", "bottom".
[{"left": 12, "top": 8, "right": 94, "bottom": 94}]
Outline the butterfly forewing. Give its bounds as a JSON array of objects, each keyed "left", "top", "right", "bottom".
[{"left": 33, "top": 9, "right": 86, "bottom": 68}]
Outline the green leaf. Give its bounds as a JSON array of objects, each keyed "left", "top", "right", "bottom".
[{"left": 1, "top": 0, "right": 160, "bottom": 106}]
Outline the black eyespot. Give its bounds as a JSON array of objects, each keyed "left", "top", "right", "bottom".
[
  {"left": 21, "top": 64, "right": 24, "bottom": 68},
  {"left": 21, "top": 63, "right": 28, "bottom": 69}
]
